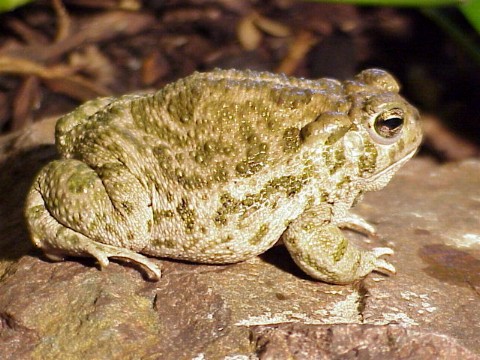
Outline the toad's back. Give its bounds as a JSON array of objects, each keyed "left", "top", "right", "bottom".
[{"left": 56, "top": 69, "right": 349, "bottom": 190}]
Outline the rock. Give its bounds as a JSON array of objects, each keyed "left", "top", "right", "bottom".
[
  {"left": 1, "top": 119, "right": 479, "bottom": 359},
  {"left": 254, "top": 323, "right": 479, "bottom": 359}
]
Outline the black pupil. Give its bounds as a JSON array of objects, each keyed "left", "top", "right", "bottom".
[
  {"left": 383, "top": 117, "right": 403, "bottom": 130},
  {"left": 376, "top": 115, "right": 404, "bottom": 138}
]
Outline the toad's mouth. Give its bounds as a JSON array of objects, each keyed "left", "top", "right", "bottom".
[{"left": 363, "top": 148, "right": 417, "bottom": 185}]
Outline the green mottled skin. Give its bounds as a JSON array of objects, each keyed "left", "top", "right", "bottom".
[{"left": 25, "top": 69, "right": 422, "bottom": 284}]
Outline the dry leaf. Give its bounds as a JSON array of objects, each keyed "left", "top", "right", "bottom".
[
  {"left": 12, "top": 76, "right": 41, "bottom": 131},
  {"left": 141, "top": 51, "right": 170, "bottom": 86},
  {"left": 52, "top": 0, "right": 72, "bottom": 42},
  {"left": 237, "top": 13, "right": 262, "bottom": 51},
  {"left": 69, "top": 45, "right": 116, "bottom": 87},
  {"left": 254, "top": 14, "right": 291, "bottom": 37},
  {"left": 276, "top": 30, "right": 317, "bottom": 75}
]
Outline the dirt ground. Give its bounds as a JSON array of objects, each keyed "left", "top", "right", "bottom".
[{"left": 0, "top": 0, "right": 479, "bottom": 160}]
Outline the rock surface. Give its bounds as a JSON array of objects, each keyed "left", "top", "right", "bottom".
[
  {"left": 253, "top": 323, "right": 479, "bottom": 359},
  {"left": 1, "top": 119, "right": 479, "bottom": 359}
]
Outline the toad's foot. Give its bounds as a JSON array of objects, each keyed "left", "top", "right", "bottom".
[
  {"left": 337, "top": 215, "right": 396, "bottom": 275},
  {"left": 370, "top": 247, "right": 396, "bottom": 274},
  {"left": 36, "top": 229, "right": 161, "bottom": 280},
  {"left": 34, "top": 225, "right": 162, "bottom": 280},
  {"left": 337, "top": 212, "right": 377, "bottom": 238},
  {"left": 282, "top": 209, "right": 395, "bottom": 284}
]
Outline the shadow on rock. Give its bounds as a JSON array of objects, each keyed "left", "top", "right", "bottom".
[
  {"left": 419, "top": 243, "right": 480, "bottom": 289},
  {"left": 259, "top": 244, "right": 311, "bottom": 281},
  {"left": 0, "top": 145, "right": 57, "bottom": 261}
]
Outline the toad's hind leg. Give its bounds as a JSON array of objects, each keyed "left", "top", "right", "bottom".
[
  {"left": 25, "top": 159, "right": 161, "bottom": 280},
  {"left": 282, "top": 208, "right": 395, "bottom": 284}
]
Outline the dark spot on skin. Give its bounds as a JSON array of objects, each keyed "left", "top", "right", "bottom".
[
  {"left": 27, "top": 205, "right": 44, "bottom": 220},
  {"left": 105, "top": 223, "right": 115, "bottom": 234},
  {"left": 333, "top": 238, "right": 347, "bottom": 262},
  {"left": 249, "top": 224, "right": 269, "bottom": 246},
  {"left": 154, "top": 210, "right": 175, "bottom": 219},
  {"left": 301, "top": 221, "right": 315, "bottom": 231},
  {"left": 214, "top": 193, "right": 239, "bottom": 225},
  {"left": 325, "top": 125, "right": 350, "bottom": 145},
  {"left": 214, "top": 214, "right": 228, "bottom": 226},
  {"left": 121, "top": 202, "right": 134, "bottom": 215},
  {"left": 214, "top": 174, "right": 308, "bottom": 227},
  {"left": 213, "top": 165, "right": 229, "bottom": 182},
  {"left": 175, "top": 153, "right": 185, "bottom": 162},
  {"left": 236, "top": 142, "right": 269, "bottom": 177},
  {"left": 220, "top": 235, "right": 233, "bottom": 244},
  {"left": 204, "top": 141, "right": 216, "bottom": 153},
  {"left": 152, "top": 238, "right": 176, "bottom": 249},
  {"left": 176, "top": 170, "right": 208, "bottom": 190},
  {"left": 283, "top": 127, "right": 301, "bottom": 153},
  {"left": 335, "top": 175, "right": 352, "bottom": 191},
  {"left": 359, "top": 140, "right": 378, "bottom": 175},
  {"left": 176, "top": 198, "right": 196, "bottom": 233},
  {"left": 235, "top": 161, "right": 248, "bottom": 175},
  {"left": 67, "top": 235, "right": 80, "bottom": 245},
  {"left": 67, "top": 172, "right": 96, "bottom": 194}
]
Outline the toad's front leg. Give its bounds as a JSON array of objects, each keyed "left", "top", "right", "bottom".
[{"left": 282, "top": 207, "right": 395, "bottom": 284}]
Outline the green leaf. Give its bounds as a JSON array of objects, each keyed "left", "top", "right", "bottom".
[
  {"left": 460, "top": 0, "right": 480, "bottom": 33},
  {"left": 0, "top": 0, "right": 34, "bottom": 13},
  {"left": 302, "top": 0, "right": 462, "bottom": 6}
]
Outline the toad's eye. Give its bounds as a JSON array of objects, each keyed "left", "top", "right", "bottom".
[{"left": 374, "top": 108, "right": 404, "bottom": 139}]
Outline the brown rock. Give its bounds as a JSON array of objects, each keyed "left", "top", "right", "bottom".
[
  {"left": 0, "top": 119, "right": 479, "bottom": 359},
  {"left": 254, "top": 323, "right": 479, "bottom": 359}
]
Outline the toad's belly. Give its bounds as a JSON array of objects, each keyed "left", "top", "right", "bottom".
[{"left": 142, "top": 197, "right": 307, "bottom": 263}]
